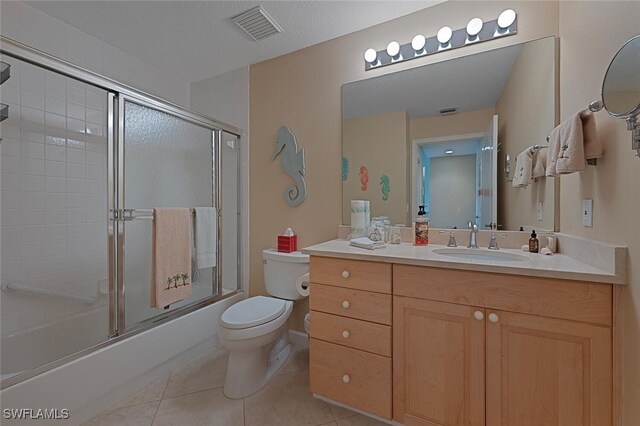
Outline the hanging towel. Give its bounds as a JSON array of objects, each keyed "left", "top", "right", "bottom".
[
  {"left": 580, "top": 110, "right": 603, "bottom": 160},
  {"left": 151, "top": 208, "right": 192, "bottom": 308},
  {"left": 532, "top": 149, "right": 548, "bottom": 179},
  {"left": 546, "top": 126, "right": 561, "bottom": 177},
  {"left": 555, "top": 113, "right": 585, "bottom": 174},
  {"left": 194, "top": 207, "right": 217, "bottom": 269},
  {"left": 512, "top": 147, "right": 534, "bottom": 188}
]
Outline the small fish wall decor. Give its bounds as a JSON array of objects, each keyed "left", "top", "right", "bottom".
[
  {"left": 342, "top": 157, "right": 349, "bottom": 181},
  {"left": 359, "top": 166, "right": 369, "bottom": 191},
  {"left": 380, "top": 175, "right": 390, "bottom": 200}
]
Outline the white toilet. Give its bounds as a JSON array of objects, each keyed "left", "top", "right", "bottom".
[{"left": 218, "top": 249, "right": 309, "bottom": 398}]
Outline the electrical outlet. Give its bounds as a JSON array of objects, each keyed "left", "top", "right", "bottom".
[
  {"left": 537, "top": 202, "right": 543, "bottom": 221},
  {"left": 583, "top": 199, "right": 593, "bottom": 227}
]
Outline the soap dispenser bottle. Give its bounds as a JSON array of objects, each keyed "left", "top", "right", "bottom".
[
  {"left": 414, "top": 205, "right": 429, "bottom": 246},
  {"left": 529, "top": 230, "right": 539, "bottom": 253}
]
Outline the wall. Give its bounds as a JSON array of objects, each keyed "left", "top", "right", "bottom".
[
  {"left": 410, "top": 107, "right": 495, "bottom": 141},
  {"left": 430, "top": 155, "right": 476, "bottom": 228},
  {"left": 250, "top": 1, "right": 560, "bottom": 331},
  {"left": 495, "top": 37, "right": 556, "bottom": 231},
  {"left": 342, "top": 111, "right": 407, "bottom": 226},
  {"left": 0, "top": 1, "right": 190, "bottom": 107},
  {"left": 558, "top": 3, "right": 640, "bottom": 424},
  {"left": 190, "top": 67, "right": 250, "bottom": 295}
]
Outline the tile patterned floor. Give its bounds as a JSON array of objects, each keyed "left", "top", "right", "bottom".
[{"left": 83, "top": 341, "right": 387, "bottom": 426}]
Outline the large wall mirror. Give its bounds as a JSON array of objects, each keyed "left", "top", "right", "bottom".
[{"left": 342, "top": 36, "right": 557, "bottom": 232}]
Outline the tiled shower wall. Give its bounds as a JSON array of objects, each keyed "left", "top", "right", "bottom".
[{"left": 0, "top": 1, "right": 190, "bottom": 107}]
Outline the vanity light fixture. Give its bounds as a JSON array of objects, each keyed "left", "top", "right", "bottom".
[
  {"left": 411, "top": 34, "right": 426, "bottom": 53},
  {"left": 387, "top": 41, "right": 401, "bottom": 58},
  {"left": 363, "top": 9, "right": 517, "bottom": 71},
  {"left": 445, "top": 149, "right": 455, "bottom": 155},
  {"left": 364, "top": 48, "right": 378, "bottom": 64},
  {"left": 437, "top": 26, "right": 453, "bottom": 46}
]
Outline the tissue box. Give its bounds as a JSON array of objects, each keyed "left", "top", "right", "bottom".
[{"left": 277, "top": 235, "right": 297, "bottom": 253}]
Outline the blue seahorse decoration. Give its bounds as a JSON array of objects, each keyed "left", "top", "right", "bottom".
[
  {"left": 342, "top": 157, "right": 349, "bottom": 181},
  {"left": 380, "top": 175, "right": 390, "bottom": 201},
  {"left": 271, "top": 126, "right": 307, "bottom": 207}
]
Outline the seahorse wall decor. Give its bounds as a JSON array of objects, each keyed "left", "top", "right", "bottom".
[
  {"left": 380, "top": 175, "right": 390, "bottom": 200},
  {"left": 359, "top": 166, "right": 369, "bottom": 191},
  {"left": 271, "top": 126, "right": 307, "bottom": 207},
  {"left": 342, "top": 157, "right": 349, "bottom": 181}
]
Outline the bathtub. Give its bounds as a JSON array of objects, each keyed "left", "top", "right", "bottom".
[{"left": 1, "top": 306, "right": 108, "bottom": 382}]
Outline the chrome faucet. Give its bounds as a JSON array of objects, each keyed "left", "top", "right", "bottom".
[{"left": 467, "top": 221, "right": 479, "bottom": 248}]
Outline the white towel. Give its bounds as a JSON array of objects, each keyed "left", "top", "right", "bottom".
[
  {"left": 350, "top": 237, "right": 386, "bottom": 250},
  {"left": 194, "top": 207, "right": 217, "bottom": 269},
  {"left": 512, "top": 148, "right": 534, "bottom": 188},
  {"left": 532, "top": 149, "right": 548, "bottom": 179}
]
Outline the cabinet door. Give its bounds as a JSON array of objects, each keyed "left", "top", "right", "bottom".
[
  {"left": 393, "top": 297, "right": 485, "bottom": 426},
  {"left": 486, "top": 310, "right": 612, "bottom": 426}
]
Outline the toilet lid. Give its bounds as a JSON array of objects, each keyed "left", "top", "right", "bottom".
[{"left": 220, "top": 296, "right": 286, "bottom": 329}]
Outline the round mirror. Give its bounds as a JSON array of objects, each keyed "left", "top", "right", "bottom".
[{"left": 602, "top": 35, "right": 640, "bottom": 118}]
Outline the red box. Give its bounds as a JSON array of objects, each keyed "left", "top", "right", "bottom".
[{"left": 277, "top": 235, "right": 297, "bottom": 253}]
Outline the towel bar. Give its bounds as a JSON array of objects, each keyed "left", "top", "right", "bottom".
[{"left": 111, "top": 208, "right": 218, "bottom": 221}]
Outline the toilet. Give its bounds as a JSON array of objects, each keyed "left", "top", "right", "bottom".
[{"left": 218, "top": 249, "right": 309, "bottom": 398}]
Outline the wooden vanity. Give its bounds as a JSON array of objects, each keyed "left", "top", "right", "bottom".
[{"left": 305, "top": 242, "right": 624, "bottom": 426}]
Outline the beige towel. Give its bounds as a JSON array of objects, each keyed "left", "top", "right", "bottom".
[
  {"left": 580, "top": 110, "right": 603, "bottom": 160},
  {"left": 532, "top": 149, "right": 547, "bottom": 179},
  {"left": 546, "top": 126, "right": 561, "bottom": 177},
  {"left": 555, "top": 113, "right": 585, "bottom": 174},
  {"left": 512, "top": 148, "right": 534, "bottom": 188},
  {"left": 151, "top": 208, "right": 192, "bottom": 308}
]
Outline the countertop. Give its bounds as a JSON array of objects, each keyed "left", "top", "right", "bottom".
[{"left": 302, "top": 239, "right": 626, "bottom": 285}]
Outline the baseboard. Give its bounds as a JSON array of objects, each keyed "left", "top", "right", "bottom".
[{"left": 288, "top": 329, "right": 308, "bottom": 347}]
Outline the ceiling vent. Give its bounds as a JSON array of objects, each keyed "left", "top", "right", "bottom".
[
  {"left": 232, "top": 6, "right": 283, "bottom": 41},
  {"left": 439, "top": 107, "right": 458, "bottom": 115}
]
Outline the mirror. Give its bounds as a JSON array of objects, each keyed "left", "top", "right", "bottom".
[
  {"left": 602, "top": 35, "right": 640, "bottom": 118},
  {"left": 342, "top": 36, "right": 557, "bottom": 231}
]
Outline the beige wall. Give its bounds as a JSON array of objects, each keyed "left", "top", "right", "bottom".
[
  {"left": 558, "top": 2, "right": 640, "bottom": 424},
  {"left": 495, "top": 37, "right": 556, "bottom": 231},
  {"left": 249, "top": 1, "right": 559, "bottom": 331},
  {"left": 342, "top": 111, "right": 408, "bottom": 226},
  {"left": 410, "top": 107, "right": 495, "bottom": 141}
]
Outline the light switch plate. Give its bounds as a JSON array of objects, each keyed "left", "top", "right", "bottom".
[{"left": 583, "top": 199, "right": 593, "bottom": 227}]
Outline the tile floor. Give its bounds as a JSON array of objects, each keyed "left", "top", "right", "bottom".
[{"left": 83, "top": 341, "right": 387, "bottom": 426}]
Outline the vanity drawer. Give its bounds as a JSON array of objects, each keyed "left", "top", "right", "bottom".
[
  {"left": 310, "top": 338, "right": 392, "bottom": 419},
  {"left": 310, "top": 310, "right": 391, "bottom": 357},
  {"left": 310, "top": 283, "right": 392, "bottom": 325},
  {"left": 394, "top": 265, "right": 613, "bottom": 325},
  {"left": 310, "top": 256, "right": 392, "bottom": 294}
]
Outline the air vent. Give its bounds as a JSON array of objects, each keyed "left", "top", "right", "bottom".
[
  {"left": 439, "top": 107, "right": 458, "bottom": 115},
  {"left": 232, "top": 6, "right": 283, "bottom": 41}
]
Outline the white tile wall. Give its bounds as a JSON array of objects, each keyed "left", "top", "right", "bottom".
[
  {"left": 0, "top": 55, "right": 109, "bottom": 337},
  {"left": 0, "top": 1, "right": 190, "bottom": 107}
]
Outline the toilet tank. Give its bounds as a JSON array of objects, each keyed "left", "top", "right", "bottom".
[{"left": 262, "top": 249, "right": 309, "bottom": 301}]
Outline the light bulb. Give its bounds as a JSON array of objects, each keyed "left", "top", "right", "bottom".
[
  {"left": 411, "top": 34, "right": 426, "bottom": 52},
  {"left": 364, "top": 48, "right": 377, "bottom": 63},
  {"left": 386, "top": 41, "right": 400, "bottom": 57},
  {"left": 437, "top": 26, "right": 452, "bottom": 45},
  {"left": 498, "top": 9, "right": 516, "bottom": 29},
  {"left": 466, "top": 18, "right": 483, "bottom": 37}
]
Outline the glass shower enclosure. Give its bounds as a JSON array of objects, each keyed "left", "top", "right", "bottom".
[{"left": 0, "top": 37, "right": 241, "bottom": 388}]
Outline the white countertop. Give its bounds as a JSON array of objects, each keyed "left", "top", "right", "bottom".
[{"left": 302, "top": 239, "right": 625, "bottom": 285}]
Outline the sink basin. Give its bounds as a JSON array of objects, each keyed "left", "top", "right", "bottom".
[{"left": 432, "top": 248, "right": 528, "bottom": 262}]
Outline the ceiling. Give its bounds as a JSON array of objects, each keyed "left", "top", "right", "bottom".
[
  {"left": 342, "top": 43, "right": 523, "bottom": 120},
  {"left": 26, "top": 0, "right": 446, "bottom": 83}
]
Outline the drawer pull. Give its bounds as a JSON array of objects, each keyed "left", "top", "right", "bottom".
[
  {"left": 488, "top": 313, "right": 499, "bottom": 323},
  {"left": 342, "top": 270, "right": 350, "bottom": 279},
  {"left": 342, "top": 374, "right": 350, "bottom": 384},
  {"left": 342, "top": 300, "right": 350, "bottom": 309},
  {"left": 342, "top": 330, "right": 350, "bottom": 338},
  {"left": 473, "top": 311, "right": 484, "bottom": 321}
]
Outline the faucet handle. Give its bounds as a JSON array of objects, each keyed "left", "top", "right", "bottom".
[
  {"left": 448, "top": 232, "right": 457, "bottom": 247},
  {"left": 488, "top": 233, "right": 508, "bottom": 250}
]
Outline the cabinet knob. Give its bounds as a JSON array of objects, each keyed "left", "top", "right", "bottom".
[
  {"left": 473, "top": 311, "right": 484, "bottom": 321},
  {"left": 342, "top": 330, "right": 350, "bottom": 339},
  {"left": 488, "top": 313, "right": 499, "bottom": 323},
  {"left": 342, "top": 270, "right": 350, "bottom": 279},
  {"left": 342, "top": 374, "right": 350, "bottom": 384},
  {"left": 342, "top": 300, "right": 350, "bottom": 309}
]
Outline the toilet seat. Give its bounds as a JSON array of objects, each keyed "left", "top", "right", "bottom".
[{"left": 220, "top": 296, "right": 286, "bottom": 330}]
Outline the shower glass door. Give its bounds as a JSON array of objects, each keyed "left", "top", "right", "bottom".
[{"left": 119, "top": 97, "right": 220, "bottom": 330}]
